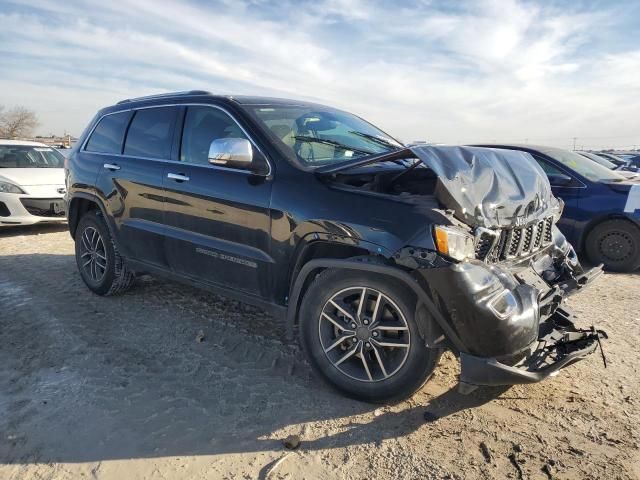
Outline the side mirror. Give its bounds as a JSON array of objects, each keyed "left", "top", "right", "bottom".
[
  {"left": 548, "top": 172, "right": 573, "bottom": 186},
  {"left": 208, "top": 138, "right": 253, "bottom": 167}
]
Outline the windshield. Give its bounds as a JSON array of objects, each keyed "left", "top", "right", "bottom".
[
  {"left": 0, "top": 145, "right": 65, "bottom": 168},
  {"left": 245, "top": 105, "right": 402, "bottom": 166},
  {"left": 538, "top": 147, "right": 626, "bottom": 182}
]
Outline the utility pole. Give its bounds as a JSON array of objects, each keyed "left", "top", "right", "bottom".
[{"left": 572, "top": 137, "right": 577, "bottom": 151}]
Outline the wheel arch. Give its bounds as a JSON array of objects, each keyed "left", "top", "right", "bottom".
[
  {"left": 286, "top": 237, "right": 366, "bottom": 283},
  {"left": 67, "top": 193, "right": 109, "bottom": 238},
  {"left": 285, "top": 257, "right": 465, "bottom": 352}
]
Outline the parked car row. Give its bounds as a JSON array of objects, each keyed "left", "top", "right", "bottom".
[
  {"left": 619, "top": 154, "right": 640, "bottom": 172},
  {"left": 592, "top": 151, "right": 640, "bottom": 172},
  {"left": 577, "top": 151, "right": 637, "bottom": 179}
]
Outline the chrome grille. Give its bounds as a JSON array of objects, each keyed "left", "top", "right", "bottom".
[{"left": 476, "top": 216, "right": 555, "bottom": 262}]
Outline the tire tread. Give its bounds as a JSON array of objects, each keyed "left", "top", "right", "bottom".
[{"left": 75, "top": 211, "right": 135, "bottom": 296}]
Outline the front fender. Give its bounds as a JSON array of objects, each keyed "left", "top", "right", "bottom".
[{"left": 286, "top": 219, "right": 405, "bottom": 257}]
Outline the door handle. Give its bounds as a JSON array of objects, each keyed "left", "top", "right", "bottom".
[
  {"left": 103, "top": 163, "right": 121, "bottom": 171},
  {"left": 167, "top": 173, "right": 190, "bottom": 182}
]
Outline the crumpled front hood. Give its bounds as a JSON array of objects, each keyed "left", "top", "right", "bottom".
[{"left": 410, "top": 145, "right": 560, "bottom": 228}]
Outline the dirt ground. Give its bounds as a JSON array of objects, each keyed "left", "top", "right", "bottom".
[{"left": 0, "top": 224, "right": 638, "bottom": 480}]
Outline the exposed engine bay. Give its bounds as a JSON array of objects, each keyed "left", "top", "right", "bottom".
[
  {"left": 323, "top": 145, "right": 567, "bottom": 264},
  {"left": 323, "top": 145, "right": 561, "bottom": 226},
  {"left": 329, "top": 163, "right": 438, "bottom": 196}
]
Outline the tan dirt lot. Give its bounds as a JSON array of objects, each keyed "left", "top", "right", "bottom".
[{"left": 0, "top": 224, "right": 639, "bottom": 480}]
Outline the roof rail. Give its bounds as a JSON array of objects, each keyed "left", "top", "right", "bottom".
[{"left": 117, "top": 90, "right": 212, "bottom": 105}]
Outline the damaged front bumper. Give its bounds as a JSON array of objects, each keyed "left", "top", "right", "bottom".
[
  {"left": 459, "top": 307, "right": 604, "bottom": 392},
  {"left": 412, "top": 247, "right": 606, "bottom": 392}
]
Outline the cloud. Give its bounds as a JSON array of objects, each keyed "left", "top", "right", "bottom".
[{"left": 0, "top": 0, "right": 639, "bottom": 149}]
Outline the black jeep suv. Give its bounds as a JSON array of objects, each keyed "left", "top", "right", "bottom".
[{"left": 65, "top": 91, "right": 604, "bottom": 402}]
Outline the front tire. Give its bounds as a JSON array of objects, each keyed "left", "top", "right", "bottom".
[
  {"left": 75, "top": 211, "right": 135, "bottom": 295},
  {"left": 299, "top": 268, "right": 442, "bottom": 403},
  {"left": 585, "top": 219, "right": 640, "bottom": 272}
]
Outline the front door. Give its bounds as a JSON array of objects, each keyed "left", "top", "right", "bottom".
[{"left": 162, "top": 105, "right": 274, "bottom": 298}]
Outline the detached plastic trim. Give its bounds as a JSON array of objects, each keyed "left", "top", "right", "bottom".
[{"left": 459, "top": 339, "right": 597, "bottom": 388}]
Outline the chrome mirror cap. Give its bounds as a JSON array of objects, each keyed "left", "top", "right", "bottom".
[{"left": 208, "top": 138, "right": 253, "bottom": 166}]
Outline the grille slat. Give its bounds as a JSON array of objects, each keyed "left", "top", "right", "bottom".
[
  {"left": 475, "top": 233, "right": 494, "bottom": 259},
  {"left": 508, "top": 228, "right": 522, "bottom": 257},
  {"left": 522, "top": 224, "right": 534, "bottom": 251},
  {"left": 533, "top": 221, "right": 544, "bottom": 249},
  {"left": 543, "top": 217, "right": 553, "bottom": 243}
]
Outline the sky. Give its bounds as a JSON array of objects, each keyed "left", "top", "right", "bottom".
[{"left": 0, "top": 0, "right": 639, "bottom": 150}]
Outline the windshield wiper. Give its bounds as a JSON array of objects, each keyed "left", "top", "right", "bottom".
[
  {"left": 293, "top": 135, "right": 373, "bottom": 155},
  {"left": 348, "top": 131, "right": 401, "bottom": 149}
]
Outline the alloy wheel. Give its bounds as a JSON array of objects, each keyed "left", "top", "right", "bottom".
[
  {"left": 318, "top": 286, "right": 410, "bottom": 382},
  {"left": 79, "top": 226, "right": 108, "bottom": 283}
]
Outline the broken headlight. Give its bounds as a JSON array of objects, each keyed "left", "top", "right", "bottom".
[{"left": 433, "top": 225, "right": 475, "bottom": 261}]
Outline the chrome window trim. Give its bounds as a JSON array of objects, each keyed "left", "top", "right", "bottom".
[
  {"left": 85, "top": 151, "right": 259, "bottom": 176},
  {"left": 81, "top": 103, "right": 273, "bottom": 177}
]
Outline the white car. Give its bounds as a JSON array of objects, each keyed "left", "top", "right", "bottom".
[{"left": 0, "top": 140, "right": 67, "bottom": 226}]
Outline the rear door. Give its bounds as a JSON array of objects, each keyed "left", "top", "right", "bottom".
[
  {"left": 162, "top": 105, "right": 274, "bottom": 298},
  {"left": 93, "top": 106, "right": 179, "bottom": 268}
]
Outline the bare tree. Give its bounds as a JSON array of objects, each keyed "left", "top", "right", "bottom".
[{"left": 0, "top": 106, "right": 39, "bottom": 139}]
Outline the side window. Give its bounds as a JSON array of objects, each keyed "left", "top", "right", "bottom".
[
  {"left": 180, "top": 106, "right": 249, "bottom": 166},
  {"left": 85, "top": 111, "right": 133, "bottom": 154},
  {"left": 532, "top": 155, "right": 564, "bottom": 176},
  {"left": 124, "top": 107, "right": 178, "bottom": 159}
]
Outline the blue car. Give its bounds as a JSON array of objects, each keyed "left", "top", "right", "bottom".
[
  {"left": 475, "top": 144, "right": 640, "bottom": 272},
  {"left": 625, "top": 155, "right": 640, "bottom": 172}
]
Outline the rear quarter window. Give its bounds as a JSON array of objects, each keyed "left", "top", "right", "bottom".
[
  {"left": 85, "top": 111, "right": 133, "bottom": 154},
  {"left": 124, "top": 107, "right": 178, "bottom": 159}
]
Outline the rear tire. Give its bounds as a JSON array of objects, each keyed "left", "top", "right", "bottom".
[
  {"left": 585, "top": 219, "right": 640, "bottom": 272},
  {"left": 75, "top": 210, "right": 135, "bottom": 295},
  {"left": 299, "top": 268, "right": 442, "bottom": 403}
]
